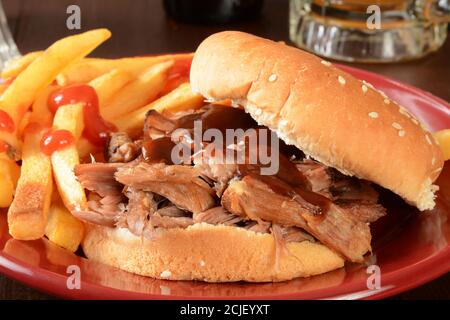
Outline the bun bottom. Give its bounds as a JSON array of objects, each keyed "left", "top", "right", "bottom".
[{"left": 82, "top": 223, "right": 344, "bottom": 282}]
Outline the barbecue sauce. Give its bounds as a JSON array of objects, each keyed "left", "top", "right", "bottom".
[
  {"left": 142, "top": 104, "right": 331, "bottom": 214},
  {"left": 142, "top": 137, "right": 176, "bottom": 164}
]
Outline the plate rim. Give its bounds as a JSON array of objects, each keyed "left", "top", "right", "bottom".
[{"left": 1, "top": 64, "right": 449, "bottom": 300}]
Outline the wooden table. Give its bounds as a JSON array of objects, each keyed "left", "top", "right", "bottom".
[{"left": 1, "top": 0, "right": 449, "bottom": 300}]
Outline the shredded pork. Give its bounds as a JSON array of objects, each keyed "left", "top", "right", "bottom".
[{"left": 73, "top": 105, "right": 387, "bottom": 262}]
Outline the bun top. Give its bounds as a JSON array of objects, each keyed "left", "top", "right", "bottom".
[{"left": 190, "top": 31, "right": 444, "bottom": 210}]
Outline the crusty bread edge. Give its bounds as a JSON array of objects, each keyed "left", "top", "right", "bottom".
[
  {"left": 190, "top": 31, "right": 444, "bottom": 210},
  {"left": 82, "top": 223, "right": 344, "bottom": 282}
]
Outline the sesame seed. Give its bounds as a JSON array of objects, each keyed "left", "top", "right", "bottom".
[
  {"left": 200, "top": 260, "right": 206, "bottom": 267},
  {"left": 279, "top": 119, "right": 288, "bottom": 127},
  {"left": 362, "top": 85, "right": 368, "bottom": 93},
  {"left": 411, "top": 118, "right": 419, "bottom": 125},
  {"left": 368, "top": 112, "right": 378, "bottom": 118},
  {"left": 398, "top": 130, "right": 406, "bottom": 137},
  {"left": 384, "top": 99, "right": 390, "bottom": 105},
  {"left": 425, "top": 134, "right": 433, "bottom": 145},
  {"left": 420, "top": 122, "right": 428, "bottom": 131},
  {"left": 433, "top": 168, "right": 441, "bottom": 174},
  {"left": 160, "top": 270, "right": 172, "bottom": 279},
  {"left": 379, "top": 91, "right": 388, "bottom": 99},
  {"left": 392, "top": 122, "right": 402, "bottom": 130},
  {"left": 398, "top": 107, "right": 411, "bottom": 118},
  {"left": 321, "top": 60, "right": 331, "bottom": 67},
  {"left": 362, "top": 80, "right": 373, "bottom": 89},
  {"left": 432, "top": 157, "right": 436, "bottom": 165},
  {"left": 338, "top": 76, "right": 346, "bottom": 85},
  {"left": 268, "top": 74, "right": 277, "bottom": 82},
  {"left": 254, "top": 108, "right": 263, "bottom": 116}
]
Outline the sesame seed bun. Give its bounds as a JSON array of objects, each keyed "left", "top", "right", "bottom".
[
  {"left": 82, "top": 223, "right": 344, "bottom": 282},
  {"left": 190, "top": 31, "right": 444, "bottom": 211}
]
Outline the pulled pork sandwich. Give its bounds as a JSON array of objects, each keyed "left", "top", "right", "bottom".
[{"left": 74, "top": 32, "right": 444, "bottom": 282}]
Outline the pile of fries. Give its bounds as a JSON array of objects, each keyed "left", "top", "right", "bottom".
[
  {"left": 0, "top": 29, "right": 203, "bottom": 252},
  {"left": 0, "top": 29, "right": 448, "bottom": 254}
]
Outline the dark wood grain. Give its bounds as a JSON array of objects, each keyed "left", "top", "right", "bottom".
[{"left": 0, "top": 0, "right": 449, "bottom": 300}]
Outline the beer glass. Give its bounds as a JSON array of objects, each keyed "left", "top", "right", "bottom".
[
  {"left": 0, "top": 1, "right": 20, "bottom": 71},
  {"left": 289, "top": 0, "right": 450, "bottom": 62}
]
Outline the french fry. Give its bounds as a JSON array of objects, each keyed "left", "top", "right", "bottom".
[
  {"left": 29, "top": 85, "right": 60, "bottom": 128},
  {"left": 56, "top": 53, "right": 193, "bottom": 86},
  {"left": 1, "top": 51, "right": 44, "bottom": 79},
  {"left": 77, "top": 137, "right": 100, "bottom": 159},
  {"left": 53, "top": 102, "right": 84, "bottom": 140},
  {"left": 7, "top": 127, "right": 52, "bottom": 239},
  {"left": 0, "top": 153, "right": 20, "bottom": 208},
  {"left": 51, "top": 103, "right": 87, "bottom": 212},
  {"left": 114, "top": 82, "right": 204, "bottom": 137},
  {"left": 433, "top": 129, "right": 450, "bottom": 160},
  {"left": 17, "top": 111, "right": 31, "bottom": 140},
  {"left": 0, "top": 83, "right": 9, "bottom": 95},
  {"left": 45, "top": 201, "right": 85, "bottom": 252},
  {"left": 52, "top": 147, "right": 86, "bottom": 211},
  {"left": 103, "top": 60, "right": 174, "bottom": 121},
  {"left": 89, "top": 68, "right": 131, "bottom": 108},
  {"left": 0, "top": 29, "right": 111, "bottom": 150}
]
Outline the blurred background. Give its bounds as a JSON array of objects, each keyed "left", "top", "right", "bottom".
[
  {"left": 0, "top": 0, "right": 448, "bottom": 299},
  {"left": 1, "top": 0, "right": 449, "bottom": 101}
]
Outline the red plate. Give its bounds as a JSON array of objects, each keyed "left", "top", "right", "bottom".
[{"left": 1, "top": 65, "right": 449, "bottom": 300}]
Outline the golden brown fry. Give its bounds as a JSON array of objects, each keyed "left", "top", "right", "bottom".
[
  {"left": 45, "top": 202, "right": 85, "bottom": 252},
  {"left": 77, "top": 137, "right": 100, "bottom": 159},
  {"left": 0, "top": 83, "right": 9, "bottom": 95},
  {"left": 56, "top": 53, "right": 193, "bottom": 85},
  {"left": 433, "top": 129, "right": 450, "bottom": 160},
  {"left": 1, "top": 51, "right": 44, "bottom": 79},
  {"left": 29, "top": 85, "right": 60, "bottom": 128},
  {"left": 103, "top": 60, "right": 174, "bottom": 121},
  {"left": 0, "top": 153, "right": 20, "bottom": 208},
  {"left": 114, "top": 82, "right": 204, "bottom": 137},
  {"left": 7, "top": 127, "right": 53, "bottom": 239},
  {"left": 17, "top": 111, "right": 31, "bottom": 141},
  {"left": 89, "top": 68, "right": 131, "bottom": 109},
  {"left": 53, "top": 102, "right": 85, "bottom": 140},
  {"left": 0, "top": 29, "right": 111, "bottom": 151},
  {"left": 51, "top": 104, "right": 87, "bottom": 212}
]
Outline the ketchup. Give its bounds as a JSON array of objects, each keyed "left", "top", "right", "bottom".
[
  {"left": 0, "top": 140, "right": 8, "bottom": 153},
  {"left": 24, "top": 122, "right": 43, "bottom": 136},
  {"left": 48, "top": 84, "right": 115, "bottom": 146},
  {"left": 161, "top": 56, "right": 192, "bottom": 95},
  {"left": 40, "top": 129, "right": 75, "bottom": 156},
  {"left": 0, "top": 110, "right": 15, "bottom": 133}
]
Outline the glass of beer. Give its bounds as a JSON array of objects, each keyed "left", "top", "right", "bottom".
[
  {"left": 289, "top": 0, "right": 450, "bottom": 62},
  {"left": 0, "top": 1, "right": 20, "bottom": 70}
]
